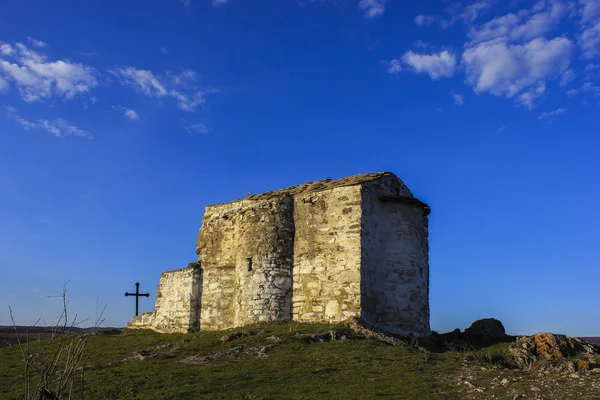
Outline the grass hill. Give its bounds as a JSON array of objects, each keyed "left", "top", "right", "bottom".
[{"left": 1, "top": 323, "right": 599, "bottom": 399}]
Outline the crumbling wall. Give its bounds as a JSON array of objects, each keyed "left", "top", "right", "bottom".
[
  {"left": 292, "top": 185, "right": 363, "bottom": 323},
  {"left": 129, "top": 172, "right": 432, "bottom": 336},
  {"left": 127, "top": 264, "right": 201, "bottom": 333},
  {"left": 360, "top": 176, "right": 430, "bottom": 336},
  {"left": 196, "top": 196, "right": 294, "bottom": 330}
]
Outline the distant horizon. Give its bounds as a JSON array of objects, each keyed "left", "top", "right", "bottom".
[{"left": 1, "top": 0, "right": 599, "bottom": 336}]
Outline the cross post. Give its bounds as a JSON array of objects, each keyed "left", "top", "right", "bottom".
[{"left": 125, "top": 282, "right": 150, "bottom": 316}]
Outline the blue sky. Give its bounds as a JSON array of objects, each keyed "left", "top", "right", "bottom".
[{"left": 1, "top": 0, "right": 599, "bottom": 335}]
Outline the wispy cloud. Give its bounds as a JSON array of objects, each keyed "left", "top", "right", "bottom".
[
  {"left": 401, "top": 50, "right": 456, "bottom": 80},
  {"left": 0, "top": 41, "right": 97, "bottom": 102},
  {"left": 113, "top": 105, "right": 140, "bottom": 120},
  {"left": 538, "top": 107, "right": 567, "bottom": 119},
  {"left": 180, "top": 0, "right": 191, "bottom": 7},
  {"left": 579, "top": 20, "right": 600, "bottom": 59},
  {"left": 497, "top": 126, "right": 506, "bottom": 133},
  {"left": 110, "top": 66, "right": 213, "bottom": 112},
  {"left": 5, "top": 106, "right": 92, "bottom": 138},
  {"left": 185, "top": 123, "right": 210, "bottom": 134},
  {"left": 386, "top": 59, "right": 402, "bottom": 73},
  {"left": 451, "top": 92, "right": 464, "bottom": 105},
  {"left": 414, "top": 15, "right": 435, "bottom": 26},
  {"left": 580, "top": 0, "right": 600, "bottom": 25},
  {"left": 109, "top": 67, "right": 167, "bottom": 97},
  {"left": 359, "top": 0, "right": 386, "bottom": 18},
  {"left": 0, "top": 76, "right": 8, "bottom": 92},
  {"left": 516, "top": 81, "right": 546, "bottom": 109},
  {"left": 212, "top": 0, "right": 230, "bottom": 6},
  {"left": 27, "top": 37, "right": 47, "bottom": 48},
  {"left": 160, "top": 47, "right": 169, "bottom": 55},
  {"left": 560, "top": 69, "right": 576, "bottom": 86}
]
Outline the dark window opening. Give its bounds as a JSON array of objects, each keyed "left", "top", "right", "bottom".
[
  {"left": 395, "top": 188, "right": 401, "bottom": 196},
  {"left": 246, "top": 258, "right": 253, "bottom": 272}
]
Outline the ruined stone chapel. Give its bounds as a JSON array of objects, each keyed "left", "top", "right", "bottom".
[{"left": 128, "top": 172, "right": 432, "bottom": 336}]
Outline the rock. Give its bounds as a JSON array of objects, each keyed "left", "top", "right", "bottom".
[
  {"left": 509, "top": 332, "right": 600, "bottom": 371},
  {"left": 576, "top": 359, "right": 591, "bottom": 371},
  {"left": 465, "top": 318, "right": 506, "bottom": 339},
  {"left": 219, "top": 330, "right": 258, "bottom": 342}
]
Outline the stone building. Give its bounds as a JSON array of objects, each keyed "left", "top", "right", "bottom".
[{"left": 128, "top": 172, "right": 431, "bottom": 336}]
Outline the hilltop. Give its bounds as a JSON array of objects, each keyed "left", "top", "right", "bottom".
[{"left": 1, "top": 321, "right": 599, "bottom": 399}]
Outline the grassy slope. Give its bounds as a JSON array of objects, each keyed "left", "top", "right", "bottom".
[{"left": 0, "top": 323, "right": 462, "bottom": 400}]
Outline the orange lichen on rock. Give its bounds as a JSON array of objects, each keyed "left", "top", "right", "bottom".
[
  {"left": 533, "top": 332, "right": 578, "bottom": 359},
  {"left": 576, "top": 359, "right": 591, "bottom": 371}
]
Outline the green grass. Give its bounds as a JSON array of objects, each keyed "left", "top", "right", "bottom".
[{"left": 0, "top": 323, "right": 481, "bottom": 400}]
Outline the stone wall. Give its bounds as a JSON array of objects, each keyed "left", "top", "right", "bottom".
[
  {"left": 292, "top": 185, "right": 363, "bottom": 322},
  {"left": 360, "top": 177, "right": 431, "bottom": 336},
  {"left": 196, "top": 196, "right": 294, "bottom": 330},
  {"left": 128, "top": 172, "right": 432, "bottom": 336},
  {"left": 127, "top": 264, "right": 201, "bottom": 333}
]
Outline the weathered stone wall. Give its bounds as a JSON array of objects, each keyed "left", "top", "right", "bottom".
[
  {"left": 360, "top": 177, "right": 430, "bottom": 336},
  {"left": 127, "top": 264, "right": 201, "bottom": 333},
  {"left": 292, "top": 185, "right": 363, "bottom": 322},
  {"left": 196, "top": 196, "right": 294, "bottom": 330},
  {"left": 128, "top": 172, "right": 432, "bottom": 336}
]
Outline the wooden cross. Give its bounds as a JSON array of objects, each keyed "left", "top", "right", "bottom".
[{"left": 124, "top": 282, "right": 150, "bottom": 316}]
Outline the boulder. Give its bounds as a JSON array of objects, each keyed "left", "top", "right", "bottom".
[
  {"left": 465, "top": 318, "right": 506, "bottom": 339},
  {"left": 509, "top": 332, "right": 600, "bottom": 371}
]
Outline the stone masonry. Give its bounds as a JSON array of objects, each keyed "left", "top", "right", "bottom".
[{"left": 128, "top": 172, "right": 431, "bottom": 336}]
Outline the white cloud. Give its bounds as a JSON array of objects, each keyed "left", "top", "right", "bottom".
[
  {"left": 453, "top": 1, "right": 494, "bottom": 23},
  {"left": 467, "top": 13, "right": 520, "bottom": 44},
  {"left": 468, "top": 2, "right": 567, "bottom": 45},
  {"left": 5, "top": 106, "right": 92, "bottom": 138},
  {"left": 415, "top": 15, "right": 435, "bottom": 26},
  {"left": 160, "top": 47, "right": 168, "bottom": 55},
  {"left": 538, "top": 107, "right": 567, "bottom": 119},
  {"left": 516, "top": 80, "right": 546, "bottom": 109},
  {"left": 497, "top": 126, "right": 506, "bottom": 132},
  {"left": 27, "top": 37, "right": 47, "bottom": 48},
  {"left": 463, "top": 37, "right": 573, "bottom": 102},
  {"left": 113, "top": 105, "right": 140, "bottom": 120},
  {"left": 0, "top": 42, "right": 97, "bottom": 102},
  {"left": 581, "top": 81, "right": 600, "bottom": 94},
  {"left": 213, "top": 0, "right": 229, "bottom": 6},
  {"left": 180, "top": 0, "right": 191, "bottom": 6},
  {"left": 124, "top": 108, "right": 139, "bottom": 120},
  {"left": 386, "top": 59, "right": 402, "bottom": 73},
  {"left": 0, "top": 43, "right": 14, "bottom": 56},
  {"left": 579, "top": 21, "right": 600, "bottom": 59},
  {"left": 0, "top": 76, "right": 8, "bottom": 92},
  {"left": 402, "top": 50, "right": 456, "bottom": 79},
  {"left": 560, "top": 69, "right": 576, "bottom": 86},
  {"left": 359, "top": 0, "right": 386, "bottom": 18},
  {"left": 585, "top": 63, "right": 599, "bottom": 71},
  {"left": 509, "top": 2, "right": 567, "bottom": 41},
  {"left": 185, "top": 123, "right": 210, "bottom": 134},
  {"left": 109, "top": 67, "right": 167, "bottom": 97},
  {"left": 580, "top": 0, "right": 600, "bottom": 24},
  {"left": 110, "top": 67, "right": 211, "bottom": 112},
  {"left": 451, "top": 92, "right": 464, "bottom": 105}
]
